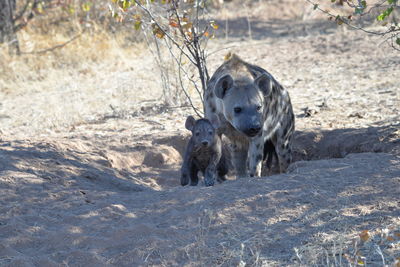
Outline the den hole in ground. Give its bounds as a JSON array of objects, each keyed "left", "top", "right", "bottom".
[{"left": 110, "top": 123, "right": 400, "bottom": 190}]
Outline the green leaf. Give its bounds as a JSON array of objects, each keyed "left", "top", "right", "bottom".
[
  {"left": 388, "top": 0, "right": 396, "bottom": 4},
  {"left": 123, "top": 0, "right": 131, "bottom": 10},
  {"left": 313, "top": 4, "right": 319, "bottom": 10},
  {"left": 134, "top": 20, "right": 142, "bottom": 30},
  {"left": 377, "top": 7, "right": 393, "bottom": 21},
  {"left": 82, "top": 2, "right": 92, "bottom": 12},
  {"left": 361, "top": 0, "right": 367, "bottom": 8},
  {"left": 396, "top": 38, "right": 400, "bottom": 46},
  {"left": 331, "top": 0, "right": 336, "bottom": 2},
  {"left": 355, "top": 8, "right": 363, "bottom": 14},
  {"left": 335, "top": 15, "right": 344, "bottom": 25}
]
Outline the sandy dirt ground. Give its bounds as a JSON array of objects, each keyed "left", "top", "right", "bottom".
[{"left": 1, "top": 1, "right": 400, "bottom": 266}]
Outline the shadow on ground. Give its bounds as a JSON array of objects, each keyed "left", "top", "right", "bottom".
[
  {"left": 210, "top": 18, "right": 341, "bottom": 40},
  {"left": 0, "top": 123, "right": 399, "bottom": 265}
]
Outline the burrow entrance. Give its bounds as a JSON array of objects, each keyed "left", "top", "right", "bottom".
[{"left": 101, "top": 123, "right": 399, "bottom": 190}]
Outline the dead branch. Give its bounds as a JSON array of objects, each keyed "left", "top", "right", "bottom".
[{"left": 20, "top": 32, "right": 82, "bottom": 55}]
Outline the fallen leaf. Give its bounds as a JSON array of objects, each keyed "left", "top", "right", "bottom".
[
  {"left": 387, "top": 236, "right": 395, "bottom": 241},
  {"left": 359, "top": 230, "right": 370, "bottom": 242}
]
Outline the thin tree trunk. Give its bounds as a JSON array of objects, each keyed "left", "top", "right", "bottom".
[{"left": 0, "top": 0, "right": 20, "bottom": 54}]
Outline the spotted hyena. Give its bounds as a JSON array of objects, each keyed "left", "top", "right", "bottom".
[
  {"left": 181, "top": 115, "right": 230, "bottom": 187},
  {"left": 204, "top": 53, "right": 294, "bottom": 177}
]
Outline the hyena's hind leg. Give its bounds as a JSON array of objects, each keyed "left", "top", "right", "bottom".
[
  {"left": 275, "top": 133, "right": 293, "bottom": 173},
  {"left": 216, "top": 157, "right": 228, "bottom": 183},
  {"left": 262, "top": 139, "right": 278, "bottom": 176}
]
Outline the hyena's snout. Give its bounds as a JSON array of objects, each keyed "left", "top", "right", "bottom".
[
  {"left": 237, "top": 111, "right": 263, "bottom": 137},
  {"left": 201, "top": 140, "right": 209, "bottom": 146},
  {"left": 242, "top": 115, "right": 262, "bottom": 137},
  {"left": 244, "top": 123, "right": 262, "bottom": 137}
]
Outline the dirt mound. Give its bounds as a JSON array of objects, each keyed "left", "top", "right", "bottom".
[
  {"left": 293, "top": 124, "right": 400, "bottom": 161},
  {"left": 0, "top": 152, "right": 398, "bottom": 266},
  {"left": 142, "top": 145, "right": 182, "bottom": 167}
]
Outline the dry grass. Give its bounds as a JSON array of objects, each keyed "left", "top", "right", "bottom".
[
  {"left": 0, "top": 19, "right": 167, "bottom": 136},
  {"left": 295, "top": 226, "right": 400, "bottom": 266}
]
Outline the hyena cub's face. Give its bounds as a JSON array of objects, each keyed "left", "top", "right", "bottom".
[
  {"left": 214, "top": 74, "right": 272, "bottom": 138},
  {"left": 185, "top": 116, "right": 218, "bottom": 149}
]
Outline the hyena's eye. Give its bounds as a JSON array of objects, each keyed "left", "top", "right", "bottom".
[
  {"left": 256, "top": 105, "right": 262, "bottom": 111},
  {"left": 208, "top": 130, "right": 213, "bottom": 135},
  {"left": 234, "top": 107, "right": 242, "bottom": 114},
  {"left": 195, "top": 132, "right": 200, "bottom": 136}
]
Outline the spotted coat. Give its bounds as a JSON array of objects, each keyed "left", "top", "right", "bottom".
[{"left": 204, "top": 54, "right": 294, "bottom": 177}]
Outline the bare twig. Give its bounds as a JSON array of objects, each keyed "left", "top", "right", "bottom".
[
  {"left": 163, "top": 38, "right": 204, "bottom": 105},
  {"left": 242, "top": 2, "right": 253, "bottom": 40},
  {"left": 305, "top": 0, "right": 400, "bottom": 36},
  {"left": 142, "top": 29, "right": 173, "bottom": 105},
  {"left": 13, "top": 0, "right": 39, "bottom": 33},
  {"left": 178, "top": 51, "right": 203, "bottom": 118},
  {"left": 117, "top": 0, "right": 212, "bottom": 114},
  {"left": 20, "top": 32, "right": 82, "bottom": 55},
  {"left": 133, "top": 0, "right": 196, "bottom": 65},
  {"left": 13, "top": 0, "right": 33, "bottom": 22}
]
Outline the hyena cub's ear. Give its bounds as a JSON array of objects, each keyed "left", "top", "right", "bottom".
[
  {"left": 185, "top": 115, "right": 196, "bottom": 131},
  {"left": 255, "top": 74, "right": 273, "bottom": 97},
  {"left": 215, "top": 74, "right": 234, "bottom": 99}
]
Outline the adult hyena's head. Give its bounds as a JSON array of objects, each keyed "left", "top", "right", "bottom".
[{"left": 214, "top": 73, "right": 273, "bottom": 138}]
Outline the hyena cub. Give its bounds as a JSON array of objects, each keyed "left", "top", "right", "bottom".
[{"left": 181, "top": 115, "right": 230, "bottom": 187}]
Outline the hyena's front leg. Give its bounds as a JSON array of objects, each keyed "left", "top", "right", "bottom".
[
  {"left": 181, "top": 164, "right": 190, "bottom": 186},
  {"left": 189, "top": 162, "right": 199, "bottom": 186},
  {"left": 204, "top": 153, "right": 221, "bottom": 186},
  {"left": 204, "top": 164, "right": 216, "bottom": 187},
  {"left": 181, "top": 144, "right": 193, "bottom": 186},
  {"left": 248, "top": 138, "right": 264, "bottom": 177},
  {"left": 231, "top": 143, "right": 248, "bottom": 178}
]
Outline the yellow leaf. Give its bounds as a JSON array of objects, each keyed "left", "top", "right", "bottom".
[
  {"left": 185, "top": 31, "right": 193, "bottom": 41},
  {"left": 82, "top": 2, "right": 92, "bottom": 12},
  {"left": 203, "top": 31, "right": 209, "bottom": 37},
  {"left": 153, "top": 28, "right": 165, "bottom": 39},
  {"left": 35, "top": 2, "right": 44, "bottom": 14},
  {"left": 359, "top": 230, "right": 370, "bottom": 242},
  {"left": 156, "top": 32, "right": 165, "bottom": 39},
  {"left": 210, "top": 20, "right": 219, "bottom": 29},
  {"left": 357, "top": 259, "right": 365, "bottom": 266},
  {"left": 224, "top": 52, "right": 232, "bottom": 61},
  {"left": 152, "top": 23, "right": 165, "bottom": 39},
  {"left": 134, "top": 20, "right": 141, "bottom": 30}
]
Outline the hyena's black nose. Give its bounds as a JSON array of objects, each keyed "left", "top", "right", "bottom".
[
  {"left": 202, "top": 141, "right": 209, "bottom": 146},
  {"left": 246, "top": 126, "right": 261, "bottom": 137}
]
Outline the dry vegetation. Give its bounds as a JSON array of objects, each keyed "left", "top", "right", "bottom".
[{"left": 0, "top": 0, "right": 399, "bottom": 266}]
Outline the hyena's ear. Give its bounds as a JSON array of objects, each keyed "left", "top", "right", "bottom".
[
  {"left": 255, "top": 74, "right": 273, "bottom": 97},
  {"left": 215, "top": 74, "right": 234, "bottom": 99},
  {"left": 209, "top": 114, "right": 220, "bottom": 130},
  {"left": 185, "top": 115, "right": 196, "bottom": 131}
]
